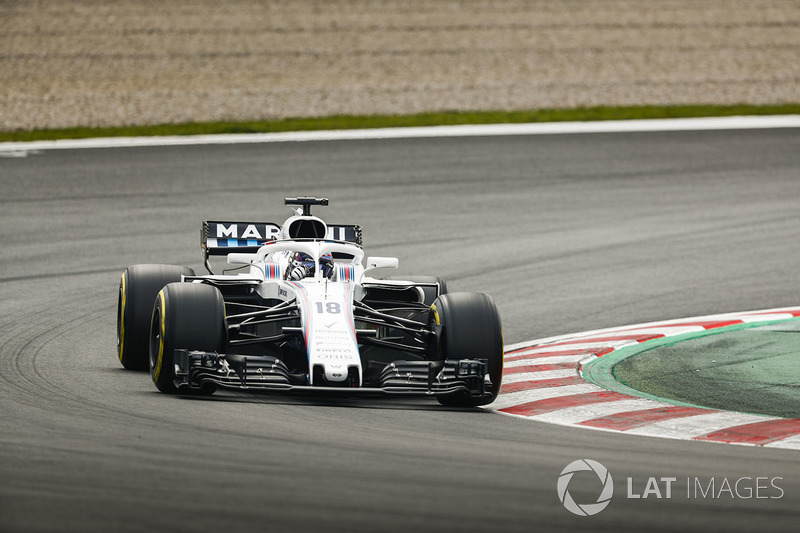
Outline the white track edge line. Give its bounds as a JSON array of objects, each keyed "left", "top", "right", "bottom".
[
  {"left": 2, "top": 115, "right": 799, "bottom": 152},
  {"left": 504, "top": 305, "right": 800, "bottom": 352}
]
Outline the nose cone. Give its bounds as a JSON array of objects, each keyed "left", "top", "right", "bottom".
[{"left": 300, "top": 282, "right": 362, "bottom": 386}]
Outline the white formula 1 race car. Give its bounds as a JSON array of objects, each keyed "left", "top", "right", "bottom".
[{"left": 117, "top": 197, "right": 503, "bottom": 407}]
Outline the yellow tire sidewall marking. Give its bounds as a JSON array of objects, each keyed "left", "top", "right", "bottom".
[
  {"left": 500, "top": 329, "right": 505, "bottom": 373},
  {"left": 153, "top": 290, "right": 166, "bottom": 382}
]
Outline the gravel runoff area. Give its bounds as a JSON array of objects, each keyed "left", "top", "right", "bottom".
[{"left": 2, "top": 0, "right": 799, "bottom": 131}]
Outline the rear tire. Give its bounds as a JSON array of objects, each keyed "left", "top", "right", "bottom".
[
  {"left": 431, "top": 292, "right": 503, "bottom": 407},
  {"left": 117, "top": 264, "right": 195, "bottom": 370},
  {"left": 149, "top": 282, "right": 227, "bottom": 394}
]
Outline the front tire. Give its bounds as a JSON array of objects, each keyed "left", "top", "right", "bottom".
[
  {"left": 149, "top": 282, "right": 227, "bottom": 394},
  {"left": 431, "top": 292, "right": 503, "bottom": 407},
  {"left": 117, "top": 264, "right": 195, "bottom": 370}
]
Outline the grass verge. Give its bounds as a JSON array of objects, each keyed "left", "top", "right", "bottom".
[{"left": 2, "top": 104, "right": 799, "bottom": 143}]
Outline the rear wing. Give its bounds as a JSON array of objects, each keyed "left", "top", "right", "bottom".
[{"left": 202, "top": 221, "right": 363, "bottom": 258}]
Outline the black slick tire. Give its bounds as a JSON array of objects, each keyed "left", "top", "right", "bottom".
[
  {"left": 149, "top": 282, "right": 227, "bottom": 394},
  {"left": 117, "top": 264, "right": 195, "bottom": 370},
  {"left": 431, "top": 292, "right": 503, "bottom": 407}
]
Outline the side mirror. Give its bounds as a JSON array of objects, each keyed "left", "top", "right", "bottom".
[
  {"left": 364, "top": 256, "right": 399, "bottom": 277},
  {"left": 227, "top": 253, "right": 258, "bottom": 265}
]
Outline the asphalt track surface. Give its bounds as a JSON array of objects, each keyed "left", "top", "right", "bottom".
[{"left": 2, "top": 128, "right": 800, "bottom": 532}]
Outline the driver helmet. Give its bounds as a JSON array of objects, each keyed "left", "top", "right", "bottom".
[{"left": 319, "top": 252, "right": 334, "bottom": 279}]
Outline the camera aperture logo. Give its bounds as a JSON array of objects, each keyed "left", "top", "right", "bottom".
[{"left": 557, "top": 459, "right": 614, "bottom": 516}]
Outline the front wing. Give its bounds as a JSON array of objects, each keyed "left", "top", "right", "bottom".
[{"left": 173, "top": 350, "right": 489, "bottom": 399}]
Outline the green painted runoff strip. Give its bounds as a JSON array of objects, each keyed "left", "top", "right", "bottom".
[
  {"left": 581, "top": 317, "right": 800, "bottom": 418},
  {"left": 2, "top": 104, "right": 800, "bottom": 142}
]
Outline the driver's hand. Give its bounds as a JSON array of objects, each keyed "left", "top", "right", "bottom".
[{"left": 289, "top": 266, "right": 307, "bottom": 280}]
